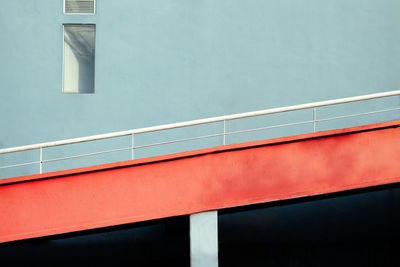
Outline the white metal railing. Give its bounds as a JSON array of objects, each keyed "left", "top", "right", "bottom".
[{"left": 1, "top": 90, "right": 400, "bottom": 177}]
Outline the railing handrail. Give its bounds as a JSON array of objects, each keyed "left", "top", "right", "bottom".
[{"left": 1, "top": 90, "right": 400, "bottom": 154}]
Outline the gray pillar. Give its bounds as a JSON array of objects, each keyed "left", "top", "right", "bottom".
[{"left": 190, "top": 210, "right": 219, "bottom": 267}]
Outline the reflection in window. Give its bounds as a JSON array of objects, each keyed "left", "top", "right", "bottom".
[{"left": 63, "top": 25, "right": 95, "bottom": 94}]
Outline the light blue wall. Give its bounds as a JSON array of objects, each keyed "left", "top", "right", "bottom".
[{"left": 1, "top": 1, "right": 400, "bottom": 175}]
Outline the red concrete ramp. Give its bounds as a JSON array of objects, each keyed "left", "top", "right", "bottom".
[{"left": 1, "top": 121, "right": 399, "bottom": 243}]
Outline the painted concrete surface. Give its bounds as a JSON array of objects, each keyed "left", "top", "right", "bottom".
[
  {"left": 1, "top": 0, "right": 400, "bottom": 148},
  {"left": 0, "top": 121, "right": 399, "bottom": 243},
  {"left": 190, "top": 211, "right": 218, "bottom": 267}
]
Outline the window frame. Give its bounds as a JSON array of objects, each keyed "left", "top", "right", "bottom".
[
  {"left": 62, "top": 24, "right": 96, "bottom": 94},
  {"left": 63, "top": 0, "right": 96, "bottom": 15}
]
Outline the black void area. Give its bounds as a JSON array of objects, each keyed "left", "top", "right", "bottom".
[
  {"left": 219, "top": 184, "right": 400, "bottom": 267},
  {"left": 0, "top": 215, "right": 190, "bottom": 266}
]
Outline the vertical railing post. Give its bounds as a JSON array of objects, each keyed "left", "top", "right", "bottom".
[
  {"left": 313, "top": 107, "right": 317, "bottom": 133},
  {"left": 39, "top": 147, "right": 43, "bottom": 174},
  {"left": 223, "top": 120, "right": 226, "bottom": 145},
  {"left": 131, "top": 134, "right": 135, "bottom": 160}
]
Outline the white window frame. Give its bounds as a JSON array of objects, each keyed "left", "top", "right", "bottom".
[
  {"left": 63, "top": 0, "right": 96, "bottom": 15},
  {"left": 62, "top": 24, "right": 96, "bottom": 94}
]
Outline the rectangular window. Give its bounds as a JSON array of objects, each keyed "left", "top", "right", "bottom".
[
  {"left": 63, "top": 25, "right": 95, "bottom": 94},
  {"left": 64, "top": 0, "right": 95, "bottom": 14}
]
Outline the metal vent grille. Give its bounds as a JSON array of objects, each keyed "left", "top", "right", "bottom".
[{"left": 64, "top": 0, "right": 95, "bottom": 14}]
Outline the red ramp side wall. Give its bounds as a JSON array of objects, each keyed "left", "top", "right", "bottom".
[{"left": 0, "top": 121, "right": 399, "bottom": 243}]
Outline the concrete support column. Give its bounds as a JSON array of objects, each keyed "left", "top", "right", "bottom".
[{"left": 190, "top": 210, "right": 218, "bottom": 267}]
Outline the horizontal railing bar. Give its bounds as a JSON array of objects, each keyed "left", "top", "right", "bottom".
[
  {"left": 316, "top": 107, "right": 400, "bottom": 123},
  {"left": 134, "top": 133, "right": 224, "bottom": 150},
  {"left": 2, "top": 106, "right": 399, "bottom": 170},
  {"left": 225, "top": 120, "right": 314, "bottom": 136},
  {"left": 0, "top": 161, "right": 40, "bottom": 170},
  {"left": 0, "top": 121, "right": 314, "bottom": 169},
  {"left": 42, "top": 147, "right": 133, "bottom": 163},
  {"left": 0, "top": 120, "right": 313, "bottom": 170},
  {"left": 2, "top": 106, "right": 399, "bottom": 171},
  {"left": 127, "top": 107, "right": 400, "bottom": 150},
  {"left": 134, "top": 120, "right": 314, "bottom": 150},
  {"left": 1, "top": 90, "right": 399, "bottom": 154}
]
